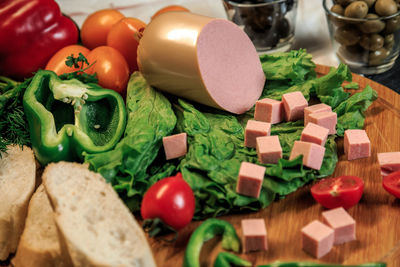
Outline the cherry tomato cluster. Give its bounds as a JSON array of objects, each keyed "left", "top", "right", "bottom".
[{"left": 45, "top": 6, "right": 189, "bottom": 96}]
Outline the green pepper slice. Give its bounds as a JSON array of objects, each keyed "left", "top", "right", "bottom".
[
  {"left": 23, "top": 70, "right": 126, "bottom": 165},
  {"left": 183, "top": 218, "right": 241, "bottom": 267}
]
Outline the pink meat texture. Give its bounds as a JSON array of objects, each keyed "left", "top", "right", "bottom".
[
  {"left": 322, "top": 207, "right": 356, "bottom": 245},
  {"left": 304, "top": 103, "right": 332, "bottom": 126},
  {"left": 344, "top": 129, "right": 371, "bottom": 161},
  {"left": 301, "top": 220, "right": 334, "bottom": 259},
  {"left": 289, "top": 141, "right": 326, "bottom": 170},
  {"left": 137, "top": 12, "right": 265, "bottom": 114},
  {"left": 162, "top": 133, "right": 187, "bottom": 160},
  {"left": 241, "top": 219, "right": 268, "bottom": 253},
  {"left": 301, "top": 122, "right": 329, "bottom": 146},
  {"left": 244, "top": 120, "right": 271, "bottom": 148},
  {"left": 377, "top": 152, "right": 400, "bottom": 176},
  {"left": 282, "top": 91, "right": 308, "bottom": 121},
  {"left": 254, "top": 98, "right": 284, "bottom": 124},
  {"left": 236, "top": 162, "right": 266, "bottom": 198},
  {"left": 308, "top": 112, "right": 337, "bottom": 135},
  {"left": 256, "top": 135, "right": 282, "bottom": 164}
]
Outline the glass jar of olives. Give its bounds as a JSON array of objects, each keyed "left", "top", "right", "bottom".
[
  {"left": 323, "top": 0, "right": 400, "bottom": 74},
  {"left": 222, "top": 0, "right": 298, "bottom": 53}
]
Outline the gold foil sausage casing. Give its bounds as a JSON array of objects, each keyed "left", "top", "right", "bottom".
[{"left": 137, "top": 12, "right": 265, "bottom": 114}]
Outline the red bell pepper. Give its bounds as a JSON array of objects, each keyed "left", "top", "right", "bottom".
[{"left": 0, "top": 0, "right": 79, "bottom": 79}]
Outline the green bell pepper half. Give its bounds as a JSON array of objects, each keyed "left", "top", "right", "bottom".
[{"left": 23, "top": 70, "right": 126, "bottom": 165}]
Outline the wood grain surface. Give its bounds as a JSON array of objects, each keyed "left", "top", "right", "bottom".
[{"left": 145, "top": 65, "right": 400, "bottom": 267}]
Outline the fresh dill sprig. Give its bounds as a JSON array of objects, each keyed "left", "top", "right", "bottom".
[{"left": 0, "top": 78, "right": 31, "bottom": 156}]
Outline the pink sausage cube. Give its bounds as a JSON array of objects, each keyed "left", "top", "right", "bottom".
[
  {"left": 308, "top": 111, "right": 337, "bottom": 135},
  {"left": 256, "top": 135, "right": 282, "bottom": 164},
  {"left": 377, "top": 152, "right": 400, "bottom": 176},
  {"left": 236, "top": 162, "right": 266, "bottom": 198},
  {"left": 304, "top": 103, "right": 332, "bottom": 126},
  {"left": 163, "top": 133, "right": 187, "bottom": 160},
  {"left": 322, "top": 207, "right": 356, "bottom": 245},
  {"left": 302, "top": 220, "right": 334, "bottom": 259},
  {"left": 289, "top": 141, "right": 326, "bottom": 170},
  {"left": 242, "top": 219, "right": 268, "bottom": 253},
  {"left": 282, "top": 91, "right": 308, "bottom": 121},
  {"left": 301, "top": 123, "right": 329, "bottom": 146},
  {"left": 344, "top": 129, "right": 371, "bottom": 161},
  {"left": 244, "top": 120, "right": 271, "bottom": 148},
  {"left": 254, "top": 98, "right": 284, "bottom": 124}
]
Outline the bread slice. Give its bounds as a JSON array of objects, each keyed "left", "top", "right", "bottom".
[
  {"left": 43, "top": 162, "right": 157, "bottom": 267},
  {"left": 0, "top": 145, "right": 36, "bottom": 260},
  {"left": 12, "top": 184, "right": 72, "bottom": 267}
]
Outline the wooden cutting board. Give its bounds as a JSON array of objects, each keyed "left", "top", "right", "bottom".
[{"left": 145, "top": 65, "right": 400, "bottom": 267}]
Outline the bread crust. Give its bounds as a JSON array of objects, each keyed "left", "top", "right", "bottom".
[
  {"left": 12, "top": 185, "right": 72, "bottom": 267},
  {"left": 43, "top": 162, "right": 157, "bottom": 267},
  {"left": 0, "top": 145, "right": 36, "bottom": 260}
]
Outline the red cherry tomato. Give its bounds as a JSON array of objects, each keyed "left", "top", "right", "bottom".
[
  {"left": 141, "top": 172, "right": 195, "bottom": 230},
  {"left": 383, "top": 171, "right": 400, "bottom": 198},
  {"left": 311, "top": 176, "right": 364, "bottom": 209}
]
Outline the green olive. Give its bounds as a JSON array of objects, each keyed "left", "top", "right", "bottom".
[
  {"left": 369, "top": 47, "right": 390, "bottom": 65},
  {"left": 384, "top": 16, "right": 400, "bottom": 33},
  {"left": 335, "top": 0, "right": 356, "bottom": 6},
  {"left": 360, "top": 33, "right": 384, "bottom": 50},
  {"left": 335, "top": 24, "right": 362, "bottom": 45},
  {"left": 344, "top": 1, "right": 369, "bottom": 18},
  {"left": 361, "top": 0, "right": 376, "bottom": 7},
  {"left": 359, "top": 14, "right": 386, "bottom": 33},
  {"left": 375, "top": 0, "right": 398, "bottom": 16},
  {"left": 384, "top": 33, "right": 395, "bottom": 49},
  {"left": 330, "top": 5, "right": 347, "bottom": 26},
  {"left": 331, "top": 4, "right": 345, "bottom": 15}
]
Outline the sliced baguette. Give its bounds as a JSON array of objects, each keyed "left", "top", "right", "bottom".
[
  {"left": 0, "top": 145, "right": 36, "bottom": 260},
  {"left": 43, "top": 162, "right": 157, "bottom": 267},
  {"left": 12, "top": 184, "right": 72, "bottom": 267}
]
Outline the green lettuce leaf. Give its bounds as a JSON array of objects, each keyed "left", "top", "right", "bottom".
[
  {"left": 260, "top": 49, "right": 316, "bottom": 83},
  {"left": 335, "top": 85, "right": 378, "bottom": 136},
  {"left": 85, "top": 72, "right": 177, "bottom": 210}
]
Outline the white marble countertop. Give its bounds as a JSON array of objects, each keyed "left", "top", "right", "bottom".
[{"left": 57, "top": 0, "right": 339, "bottom": 67}]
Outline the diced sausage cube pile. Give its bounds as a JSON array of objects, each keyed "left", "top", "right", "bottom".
[
  {"left": 302, "top": 207, "right": 356, "bottom": 258},
  {"left": 244, "top": 120, "right": 271, "bottom": 148},
  {"left": 289, "top": 141, "right": 326, "bottom": 170},
  {"left": 301, "top": 220, "right": 334, "bottom": 259}
]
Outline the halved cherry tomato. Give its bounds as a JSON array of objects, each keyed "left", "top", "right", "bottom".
[
  {"left": 141, "top": 172, "right": 195, "bottom": 230},
  {"left": 383, "top": 171, "right": 400, "bottom": 198},
  {"left": 81, "top": 9, "right": 125, "bottom": 49},
  {"left": 311, "top": 176, "right": 364, "bottom": 209},
  {"left": 151, "top": 5, "right": 190, "bottom": 20},
  {"left": 85, "top": 46, "right": 129, "bottom": 95},
  {"left": 45, "top": 45, "right": 91, "bottom": 75},
  {"left": 107, "top": 17, "right": 146, "bottom": 72}
]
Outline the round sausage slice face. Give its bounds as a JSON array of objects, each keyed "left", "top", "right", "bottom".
[{"left": 137, "top": 12, "right": 265, "bottom": 114}]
